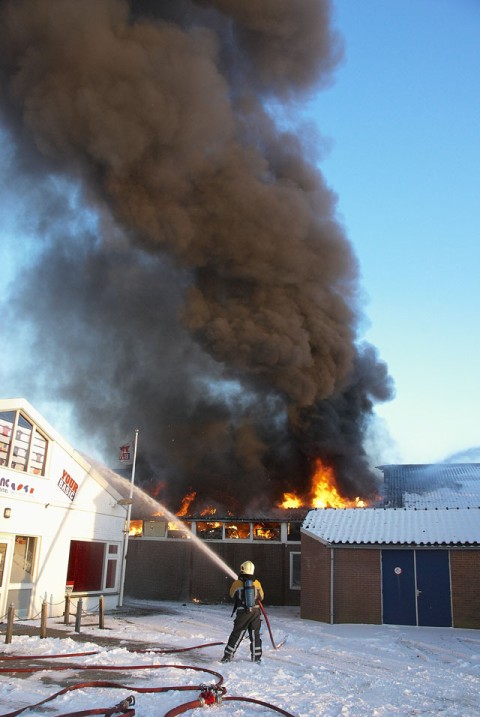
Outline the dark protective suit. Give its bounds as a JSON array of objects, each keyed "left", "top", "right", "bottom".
[{"left": 223, "top": 575, "right": 265, "bottom": 662}]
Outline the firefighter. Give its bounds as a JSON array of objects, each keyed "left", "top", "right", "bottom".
[{"left": 221, "top": 560, "right": 265, "bottom": 663}]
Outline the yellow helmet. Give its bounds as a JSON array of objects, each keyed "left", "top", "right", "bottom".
[{"left": 240, "top": 560, "right": 255, "bottom": 576}]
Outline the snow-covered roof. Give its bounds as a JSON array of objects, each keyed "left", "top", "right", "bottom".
[
  {"left": 378, "top": 463, "right": 480, "bottom": 509},
  {"left": 302, "top": 507, "right": 480, "bottom": 546}
]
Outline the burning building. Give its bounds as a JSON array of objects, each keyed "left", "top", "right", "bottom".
[{"left": 123, "top": 458, "right": 379, "bottom": 605}]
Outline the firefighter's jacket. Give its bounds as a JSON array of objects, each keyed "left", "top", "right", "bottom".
[{"left": 229, "top": 576, "right": 264, "bottom": 611}]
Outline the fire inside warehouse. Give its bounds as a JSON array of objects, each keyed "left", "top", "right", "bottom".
[{"left": 126, "top": 458, "right": 370, "bottom": 541}]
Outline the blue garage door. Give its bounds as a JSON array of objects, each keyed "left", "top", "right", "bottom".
[
  {"left": 416, "top": 551, "right": 452, "bottom": 627},
  {"left": 382, "top": 550, "right": 416, "bottom": 625},
  {"left": 382, "top": 550, "right": 452, "bottom": 627}
]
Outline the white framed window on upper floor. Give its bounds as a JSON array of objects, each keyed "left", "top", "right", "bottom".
[{"left": 0, "top": 410, "right": 48, "bottom": 476}]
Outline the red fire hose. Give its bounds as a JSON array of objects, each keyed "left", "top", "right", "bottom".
[
  {"left": 0, "top": 638, "right": 293, "bottom": 717},
  {"left": 0, "top": 643, "right": 224, "bottom": 665},
  {"left": 54, "top": 694, "right": 136, "bottom": 717},
  {"left": 0, "top": 650, "right": 100, "bottom": 661},
  {"left": 0, "top": 665, "right": 224, "bottom": 717},
  {"left": 163, "top": 686, "right": 297, "bottom": 717},
  {"left": 258, "top": 601, "right": 287, "bottom": 650}
]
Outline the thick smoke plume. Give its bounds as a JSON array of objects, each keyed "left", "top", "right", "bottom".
[{"left": 0, "top": 0, "right": 393, "bottom": 513}]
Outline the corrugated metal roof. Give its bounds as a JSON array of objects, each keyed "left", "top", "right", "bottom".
[
  {"left": 378, "top": 463, "right": 480, "bottom": 508},
  {"left": 302, "top": 507, "right": 480, "bottom": 546}
]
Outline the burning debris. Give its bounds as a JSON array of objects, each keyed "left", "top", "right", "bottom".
[{"left": 0, "top": 0, "right": 394, "bottom": 514}]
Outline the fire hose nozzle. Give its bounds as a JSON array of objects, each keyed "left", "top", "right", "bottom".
[
  {"left": 199, "top": 686, "right": 225, "bottom": 705},
  {"left": 116, "top": 695, "right": 136, "bottom": 710}
]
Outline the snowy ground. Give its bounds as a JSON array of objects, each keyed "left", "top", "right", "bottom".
[{"left": 1, "top": 599, "right": 479, "bottom": 716}]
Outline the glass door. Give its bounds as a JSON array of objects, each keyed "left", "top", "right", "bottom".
[{"left": 0, "top": 538, "right": 12, "bottom": 620}]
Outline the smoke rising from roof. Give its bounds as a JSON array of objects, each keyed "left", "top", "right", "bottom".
[{"left": 0, "top": 0, "right": 394, "bottom": 512}]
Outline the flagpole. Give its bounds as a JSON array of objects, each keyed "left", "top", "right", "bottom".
[{"left": 118, "top": 428, "right": 139, "bottom": 608}]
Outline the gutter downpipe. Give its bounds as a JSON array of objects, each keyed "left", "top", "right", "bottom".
[{"left": 330, "top": 547, "right": 334, "bottom": 625}]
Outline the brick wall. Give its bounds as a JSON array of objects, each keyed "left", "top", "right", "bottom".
[
  {"left": 333, "top": 548, "right": 382, "bottom": 624},
  {"left": 300, "top": 534, "right": 330, "bottom": 622},
  {"left": 450, "top": 549, "right": 480, "bottom": 629},
  {"left": 125, "top": 539, "right": 300, "bottom": 605},
  {"left": 125, "top": 540, "right": 193, "bottom": 601},
  {"left": 301, "top": 537, "right": 381, "bottom": 624}
]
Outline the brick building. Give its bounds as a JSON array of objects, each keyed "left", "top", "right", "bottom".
[
  {"left": 124, "top": 515, "right": 304, "bottom": 606},
  {"left": 301, "top": 507, "right": 480, "bottom": 629}
]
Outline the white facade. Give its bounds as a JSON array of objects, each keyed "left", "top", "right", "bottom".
[{"left": 0, "top": 398, "right": 128, "bottom": 619}]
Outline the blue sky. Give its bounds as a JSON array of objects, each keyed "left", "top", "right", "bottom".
[
  {"left": 308, "top": 0, "right": 480, "bottom": 463},
  {"left": 1, "top": 1, "right": 479, "bottom": 467}
]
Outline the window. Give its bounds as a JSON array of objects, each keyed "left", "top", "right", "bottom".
[
  {"left": 196, "top": 522, "right": 223, "bottom": 540},
  {"left": 0, "top": 410, "right": 48, "bottom": 475},
  {"left": 0, "top": 411, "right": 14, "bottom": 467},
  {"left": 105, "top": 545, "right": 119, "bottom": 589},
  {"left": 167, "top": 521, "right": 191, "bottom": 539},
  {"left": 0, "top": 543, "right": 8, "bottom": 587},
  {"left": 129, "top": 520, "right": 143, "bottom": 537},
  {"left": 287, "top": 522, "right": 302, "bottom": 541},
  {"left": 66, "top": 540, "right": 121, "bottom": 593},
  {"left": 225, "top": 522, "right": 251, "bottom": 540},
  {"left": 253, "top": 522, "right": 281, "bottom": 541},
  {"left": 289, "top": 552, "right": 301, "bottom": 590},
  {"left": 143, "top": 520, "right": 167, "bottom": 538},
  {"left": 11, "top": 536, "right": 37, "bottom": 584},
  {"left": 12, "top": 414, "right": 33, "bottom": 471}
]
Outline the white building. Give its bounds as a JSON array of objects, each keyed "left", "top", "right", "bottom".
[{"left": 0, "top": 398, "right": 129, "bottom": 619}]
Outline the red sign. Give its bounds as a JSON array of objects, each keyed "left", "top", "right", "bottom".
[{"left": 58, "top": 469, "right": 78, "bottom": 501}]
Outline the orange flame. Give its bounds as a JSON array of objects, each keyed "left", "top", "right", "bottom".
[
  {"left": 280, "top": 492, "right": 303, "bottom": 509},
  {"left": 277, "top": 459, "right": 367, "bottom": 509},
  {"left": 200, "top": 505, "right": 217, "bottom": 516},
  {"left": 128, "top": 519, "right": 143, "bottom": 537},
  {"left": 176, "top": 489, "right": 197, "bottom": 516}
]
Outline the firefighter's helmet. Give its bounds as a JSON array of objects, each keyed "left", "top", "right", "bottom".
[{"left": 240, "top": 560, "right": 255, "bottom": 576}]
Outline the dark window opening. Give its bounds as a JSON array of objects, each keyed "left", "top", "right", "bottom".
[
  {"left": 67, "top": 541, "right": 105, "bottom": 592},
  {"left": 287, "top": 522, "right": 302, "bottom": 541},
  {"left": 253, "top": 522, "right": 281, "bottom": 541},
  {"left": 105, "top": 559, "right": 117, "bottom": 589},
  {"left": 290, "top": 552, "right": 301, "bottom": 589}
]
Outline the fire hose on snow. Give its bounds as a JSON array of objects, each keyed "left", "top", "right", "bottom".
[
  {"left": 0, "top": 642, "right": 296, "bottom": 717},
  {"left": 163, "top": 685, "right": 297, "bottom": 717},
  {"left": 258, "top": 600, "right": 288, "bottom": 650}
]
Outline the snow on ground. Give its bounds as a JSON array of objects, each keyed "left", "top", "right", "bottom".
[{"left": 1, "top": 599, "right": 479, "bottom": 716}]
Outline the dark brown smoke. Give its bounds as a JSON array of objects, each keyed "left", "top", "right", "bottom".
[{"left": 0, "top": 0, "right": 394, "bottom": 513}]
